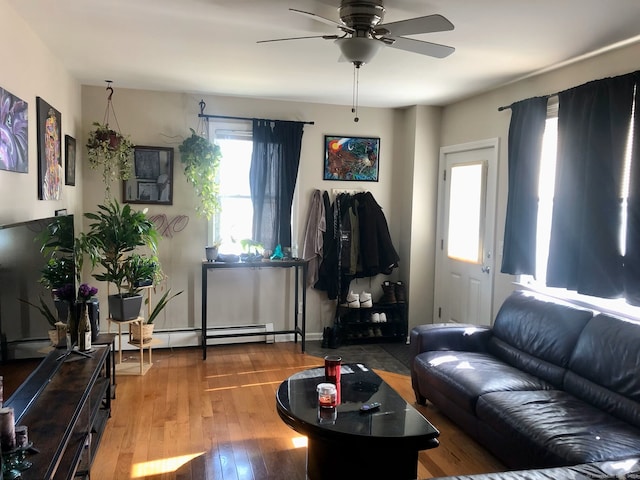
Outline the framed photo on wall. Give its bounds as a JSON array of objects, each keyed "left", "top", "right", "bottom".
[
  {"left": 65, "top": 135, "right": 76, "bottom": 186},
  {"left": 36, "top": 97, "right": 62, "bottom": 200},
  {"left": 323, "top": 135, "right": 380, "bottom": 182},
  {"left": 0, "top": 86, "right": 28, "bottom": 173},
  {"left": 123, "top": 145, "right": 174, "bottom": 205}
]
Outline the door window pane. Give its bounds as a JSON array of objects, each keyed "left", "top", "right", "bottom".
[{"left": 447, "top": 162, "right": 485, "bottom": 263}]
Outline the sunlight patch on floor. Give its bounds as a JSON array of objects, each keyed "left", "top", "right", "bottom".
[
  {"left": 131, "top": 452, "right": 204, "bottom": 477},
  {"left": 291, "top": 436, "right": 307, "bottom": 448}
]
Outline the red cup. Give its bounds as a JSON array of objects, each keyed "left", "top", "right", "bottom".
[{"left": 324, "top": 355, "right": 342, "bottom": 385}]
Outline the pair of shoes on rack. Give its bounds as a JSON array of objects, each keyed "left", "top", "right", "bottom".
[
  {"left": 343, "top": 291, "right": 373, "bottom": 308},
  {"left": 371, "top": 312, "right": 387, "bottom": 323},
  {"left": 380, "top": 281, "right": 407, "bottom": 304}
]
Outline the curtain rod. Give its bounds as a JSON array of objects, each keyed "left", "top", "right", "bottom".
[
  {"left": 197, "top": 99, "right": 314, "bottom": 125},
  {"left": 198, "top": 113, "right": 314, "bottom": 125},
  {"left": 497, "top": 92, "right": 556, "bottom": 112}
]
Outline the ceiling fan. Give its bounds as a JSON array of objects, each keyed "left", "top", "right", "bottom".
[{"left": 258, "top": 0, "right": 455, "bottom": 67}]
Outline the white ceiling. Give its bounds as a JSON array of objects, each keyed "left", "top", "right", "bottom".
[{"left": 8, "top": 0, "right": 640, "bottom": 108}]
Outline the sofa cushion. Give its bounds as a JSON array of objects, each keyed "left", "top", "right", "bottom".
[
  {"left": 414, "top": 351, "right": 552, "bottom": 413},
  {"left": 476, "top": 390, "right": 640, "bottom": 466},
  {"left": 565, "top": 313, "right": 640, "bottom": 428},
  {"left": 488, "top": 292, "right": 593, "bottom": 386}
]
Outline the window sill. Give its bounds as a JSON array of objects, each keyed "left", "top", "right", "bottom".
[{"left": 515, "top": 281, "right": 640, "bottom": 323}]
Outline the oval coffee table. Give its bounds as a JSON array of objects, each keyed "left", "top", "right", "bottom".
[{"left": 276, "top": 363, "right": 440, "bottom": 479}]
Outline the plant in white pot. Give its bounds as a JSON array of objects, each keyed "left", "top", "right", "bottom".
[{"left": 83, "top": 201, "right": 159, "bottom": 321}]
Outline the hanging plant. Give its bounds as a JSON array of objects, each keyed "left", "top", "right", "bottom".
[
  {"left": 86, "top": 121, "right": 134, "bottom": 198},
  {"left": 178, "top": 128, "right": 222, "bottom": 219}
]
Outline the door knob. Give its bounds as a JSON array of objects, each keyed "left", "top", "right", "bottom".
[{"left": 481, "top": 266, "right": 491, "bottom": 274}]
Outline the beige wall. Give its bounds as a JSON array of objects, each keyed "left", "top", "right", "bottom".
[
  {"left": 80, "top": 86, "right": 410, "bottom": 337},
  {"left": 440, "top": 42, "right": 640, "bottom": 319},
  {"left": 4, "top": 0, "right": 640, "bottom": 339},
  {"left": 0, "top": 0, "right": 83, "bottom": 225}
]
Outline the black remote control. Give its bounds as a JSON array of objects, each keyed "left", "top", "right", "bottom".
[{"left": 360, "top": 402, "right": 381, "bottom": 412}]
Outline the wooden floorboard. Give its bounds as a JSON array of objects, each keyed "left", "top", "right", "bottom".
[{"left": 90, "top": 342, "right": 504, "bottom": 479}]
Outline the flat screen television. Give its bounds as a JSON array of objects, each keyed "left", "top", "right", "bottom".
[{"left": 0, "top": 214, "right": 74, "bottom": 362}]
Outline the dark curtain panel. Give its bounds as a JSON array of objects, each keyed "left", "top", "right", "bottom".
[
  {"left": 501, "top": 96, "right": 548, "bottom": 275},
  {"left": 546, "top": 74, "right": 636, "bottom": 297},
  {"left": 624, "top": 73, "right": 640, "bottom": 304},
  {"left": 249, "top": 119, "right": 304, "bottom": 250}
]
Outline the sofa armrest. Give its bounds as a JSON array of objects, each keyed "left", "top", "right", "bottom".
[{"left": 409, "top": 323, "right": 492, "bottom": 360}]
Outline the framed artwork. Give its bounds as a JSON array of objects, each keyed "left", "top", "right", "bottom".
[
  {"left": 0, "top": 86, "right": 28, "bottom": 173},
  {"left": 36, "top": 97, "right": 62, "bottom": 200},
  {"left": 65, "top": 135, "right": 76, "bottom": 186},
  {"left": 123, "top": 146, "right": 174, "bottom": 205},
  {"left": 323, "top": 135, "right": 380, "bottom": 182}
]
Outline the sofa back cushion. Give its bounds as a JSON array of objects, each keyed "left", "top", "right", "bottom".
[
  {"left": 488, "top": 291, "right": 593, "bottom": 386},
  {"left": 565, "top": 313, "right": 640, "bottom": 428}
]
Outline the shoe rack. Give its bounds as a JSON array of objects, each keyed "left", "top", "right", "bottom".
[{"left": 334, "top": 301, "right": 408, "bottom": 345}]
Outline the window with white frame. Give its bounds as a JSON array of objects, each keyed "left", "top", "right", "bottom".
[{"left": 209, "top": 121, "right": 253, "bottom": 254}]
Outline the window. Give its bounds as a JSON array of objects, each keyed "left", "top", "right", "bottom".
[
  {"left": 522, "top": 102, "right": 640, "bottom": 318},
  {"left": 209, "top": 122, "right": 253, "bottom": 254}
]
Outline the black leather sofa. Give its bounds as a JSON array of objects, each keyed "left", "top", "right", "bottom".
[{"left": 410, "top": 290, "right": 640, "bottom": 476}]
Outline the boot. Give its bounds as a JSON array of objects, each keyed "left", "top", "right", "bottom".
[
  {"left": 380, "top": 281, "right": 397, "bottom": 304},
  {"left": 321, "top": 327, "right": 330, "bottom": 348},
  {"left": 395, "top": 281, "right": 407, "bottom": 303}
]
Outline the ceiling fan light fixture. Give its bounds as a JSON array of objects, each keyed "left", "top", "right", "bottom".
[{"left": 334, "top": 37, "right": 384, "bottom": 65}]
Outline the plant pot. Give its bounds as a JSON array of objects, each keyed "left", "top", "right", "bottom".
[
  {"left": 108, "top": 294, "right": 143, "bottom": 321},
  {"left": 130, "top": 322, "right": 154, "bottom": 343},
  {"left": 205, "top": 246, "right": 218, "bottom": 262}
]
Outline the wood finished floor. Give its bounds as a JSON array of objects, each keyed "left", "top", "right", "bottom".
[{"left": 91, "top": 342, "right": 504, "bottom": 479}]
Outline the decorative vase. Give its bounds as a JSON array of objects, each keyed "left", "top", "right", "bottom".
[{"left": 67, "top": 302, "right": 78, "bottom": 346}]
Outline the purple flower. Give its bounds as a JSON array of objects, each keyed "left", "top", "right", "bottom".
[
  {"left": 54, "top": 283, "right": 75, "bottom": 302},
  {"left": 77, "top": 283, "right": 98, "bottom": 302}
]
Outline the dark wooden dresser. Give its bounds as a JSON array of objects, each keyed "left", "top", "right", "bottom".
[{"left": 4, "top": 338, "right": 113, "bottom": 479}]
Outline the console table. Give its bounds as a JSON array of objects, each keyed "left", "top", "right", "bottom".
[
  {"left": 4, "top": 344, "right": 113, "bottom": 479},
  {"left": 201, "top": 259, "right": 308, "bottom": 359}
]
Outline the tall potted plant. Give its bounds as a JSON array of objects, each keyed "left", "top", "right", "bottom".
[
  {"left": 83, "top": 201, "right": 159, "bottom": 321},
  {"left": 179, "top": 128, "right": 222, "bottom": 219},
  {"left": 86, "top": 122, "right": 134, "bottom": 199}
]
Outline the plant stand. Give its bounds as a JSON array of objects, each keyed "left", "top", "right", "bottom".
[
  {"left": 107, "top": 285, "right": 158, "bottom": 375},
  {"left": 106, "top": 317, "right": 161, "bottom": 375}
]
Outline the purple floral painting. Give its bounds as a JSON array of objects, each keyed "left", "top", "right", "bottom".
[{"left": 0, "top": 86, "right": 28, "bottom": 173}]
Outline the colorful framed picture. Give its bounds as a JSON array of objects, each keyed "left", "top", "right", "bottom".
[
  {"left": 123, "top": 146, "right": 174, "bottom": 205},
  {"left": 36, "top": 97, "right": 62, "bottom": 200},
  {"left": 65, "top": 135, "right": 76, "bottom": 186},
  {"left": 323, "top": 135, "right": 380, "bottom": 182},
  {"left": 0, "top": 86, "right": 28, "bottom": 173}
]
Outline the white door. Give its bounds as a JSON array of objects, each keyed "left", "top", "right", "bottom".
[{"left": 434, "top": 139, "right": 499, "bottom": 325}]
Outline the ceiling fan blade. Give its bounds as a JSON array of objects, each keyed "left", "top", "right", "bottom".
[
  {"left": 375, "top": 14, "right": 454, "bottom": 37},
  {"left": 387, "top": 36, "right": 455, "bottom": 58},
  {"left": 289, "top": 8, "right": 354, "bottom": 33},
  {"left": 257, "top": 35, "right": 338, "bottom": 44}
]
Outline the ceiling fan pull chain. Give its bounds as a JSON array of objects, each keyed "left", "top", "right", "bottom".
[{"left": 352, "top": 64, "right": 360, "bottom": 123}]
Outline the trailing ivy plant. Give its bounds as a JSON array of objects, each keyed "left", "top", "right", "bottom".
[
  {"left": 178, "top": 128, "right": 222, "bottom": 219},
  {"left": 86, "top": 122, "right": 134, "bottom": 199}
]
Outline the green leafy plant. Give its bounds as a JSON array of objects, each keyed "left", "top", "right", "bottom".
[
  {"left": 83, "top": 201, "right": 159, "bottom": 296},
  {"left": 123, "top": 253, "right": 163, "bottom": 295},
  {"left": 178, "top": 128, "right": 222, "bottom": 219},
  {"left": 146, "top": 288, "right": 183, "bottom": 324},
  {"left": 86, "top": 122, "right": 134, "bottom": 199}
]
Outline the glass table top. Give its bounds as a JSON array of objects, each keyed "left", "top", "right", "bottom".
[{"left": 276, "top": 363, "right": 439, "bottom": 441}]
